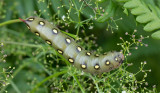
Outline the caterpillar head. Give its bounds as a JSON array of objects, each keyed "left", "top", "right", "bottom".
[
  {"left": 20, "top": 17, "right": 58, "bottom": 40},
  {"left": 19, "top": 16, "right": 48, "bottom": 33},
  {"left": 111, "top": 51, "right": 124, "bottom": 68},
  {"left": 100, "top": 51, "right": 124, "bottom": 72}
]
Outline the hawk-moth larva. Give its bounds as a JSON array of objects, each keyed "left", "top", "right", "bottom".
[{"left": 19, "top": 17, "right": 124, "bottom": 74}]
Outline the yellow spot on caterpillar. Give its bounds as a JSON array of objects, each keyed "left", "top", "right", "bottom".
[
  {"left": 115, "top": 57, "right": 118, "bottom": 61},
  {"left": 81, "top": 64, "right": 86, "bottom": 69},
  {"left": 94, "top": 64, "right": 100, "bottom": 69},
  {"left": 95, "top": 54, "right": 99, "bottom": 57},
  {"left": 46, "top": 40, "right": 51, "bottom": 45},
  {"left": 106, "top": 61, "right": 110, "bottom": 65},
  {"left": 39, "top": 21, "right": 45, "bottom": 26},
  {"left": 68, "top": 58, "right": 74, "bottom": 63},
  {"left": 35, "top": 32, "right": 40, "bottom": 36},
  {"left": 77, "top": 46, "right": 82, "bottom": 52},
  {"left": 28, "top": 18, "right": 34, "bottom": 21},
  {"left": 103, "top": 52, "right": 107, "bottom": 55},
  {"left": 65, "top": 38, "right": 71, "bottom": 44},
  {"left": 57, "top": 49, "right": 63, "bottom": 54},
  {"left": 86, "top": 52, "right": 91, "bottom": 56},
  {"left": 27, "top": 25, "right": 30, "bottom": 30},
  {"left": 52, "top": 29, "right": 58, "bottom": 34}
]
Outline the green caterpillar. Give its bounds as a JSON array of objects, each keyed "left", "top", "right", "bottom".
[{"left": 20, "top": 17, "right": 124, "bottom": 74}]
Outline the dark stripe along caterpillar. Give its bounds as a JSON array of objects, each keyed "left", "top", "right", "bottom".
[{"left": 20, "top": 17, "right": 124, "bottom": 74}]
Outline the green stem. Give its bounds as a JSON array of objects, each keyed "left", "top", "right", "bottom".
[
  {"left": 10, "top": 80, "right": 21, "bottom": 93},
  {"left": 0, "top": 41, "right": 41, "bottom": 48},
  {"left": 110, "top": 85, "right": 118, "bottom": 93},
  {"left": 61, "top": 30, "right": 77, "bottom": 39},
  {"left": 89, "top": 75, "right": 101, "bottom": 93},
  {"left": 30, "top": 70, "right": 67, "bottom": 93},
  {"left": 0, "top": 19, "right": 21, "bottom": 27},
  {"left": 73, "top": 74, "right": 85, "bottom": 93}
]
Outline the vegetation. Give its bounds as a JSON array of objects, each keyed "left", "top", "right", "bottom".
[{"left": 0, "top": 0, "right": 160, "bottom": 92}]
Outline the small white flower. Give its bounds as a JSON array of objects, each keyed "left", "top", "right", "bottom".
[
  {"left": 90, "top": 15, "right": 93, "bottom": 18},
  {"left": 89, "top": 26, "right": 93, "bottom": 29},
  {"left": 62, "top": 15, "right": 66, "bottom": 21},
  {"left": 129, "top": 74, "right": 133, "bottom": 78},
  {"left": 122, "top": 91, "right": 126, "bottom": 93}
]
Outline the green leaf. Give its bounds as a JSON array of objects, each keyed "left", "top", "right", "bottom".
[
  {"left": 151, "top": 30, "right": 160, "bottom": 39},
  {"left": 136, "top": 13, "right": 154, "bottom": 23},
  {"left": 131, "top": 6, "right": 147, "bottom": 15},
  {"left": 97, "top": 0, "right": 115, "bottom": 22},
  {"left": 119, "top": 0, "right": 160, "bottom": 39},
  {"left": 123, "top": 8, "right": 128, "bottom": 15},
  {"left": 124, "top": 0, "right": 139, "bottom": 9},
  {"left": 144, "top": 20, "right": 160, "bottom": 32}
]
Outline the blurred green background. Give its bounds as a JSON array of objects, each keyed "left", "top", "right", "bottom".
[{"left": 0, "top": 0, "right": 160, "bottom": 92}]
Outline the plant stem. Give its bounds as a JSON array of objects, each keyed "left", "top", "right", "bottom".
[
  {"left": 0, "top": 19, "right": 21, "bottom": 27},
  {"left": 89, "top": 75, "right": 101, "bottom": 93},
  {"left": 0, "top": 41, "right": 41, "bottom": 48},
  {"left": 73, "top": 74, "right": 85, "bottom": 93},
  {"left": 30, "top": 70, "right": 67, "bottom": 93},
  {"left": 10, "top": 80, "right": 21, "bottom": 93}
]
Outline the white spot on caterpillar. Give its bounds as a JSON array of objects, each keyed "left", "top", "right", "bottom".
[
  {"left": 28, "top": 18, "right": 34, "bottom": 21},
  {"left": 27, "top": 25, "right": 30, "bottom": 30},
  {"left": 65, "top": 38, "right": 71, "bottom": 44},
  {"left": 46, "top": 40, "right": 51, "bottom": 45},
  {"left": 95, "top": 54, "right": 99, "bottom": 57},
  {"left": 39, "top": 21, "right": 45, "bottom": 26},
  {"left": 86, "top": 52, "right": 91, "bottom": 56},
  {"left": 105, "top": 60, "right": 110, "bottom": 65},
  {"left": 68, "top": 58, "right": 74, "bottom": 63},
  {"left": 35, "top": 32, "right": 40, "bottom": 36},
  {"left": 103, "top": 52, "right": 107, "bottom": 55},
  {"left": 94, "top": 64, "right": 100, "bottom": 70},
  {"left": 114, "top": 57, "right": 118, "bottom": 61},
  {"left": 77, "top": 46, "right": 82, "bottom": 52},
  {"left": 57, "top": 49, "right": 63, "bottom": 54},
  {"left": 81, "top": 64, "right": 87, "bottom": 69},
  {"left": 52, "top": 29, "right": 58, "bottom": 34}
]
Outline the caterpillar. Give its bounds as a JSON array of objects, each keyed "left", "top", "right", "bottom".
[{"left": 19, "top": 17, "right": 124, "bottom": 74}]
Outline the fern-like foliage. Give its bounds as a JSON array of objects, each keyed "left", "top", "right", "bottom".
[{"left": 116, "top": 0, "right": 160, "bottom": 39}]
